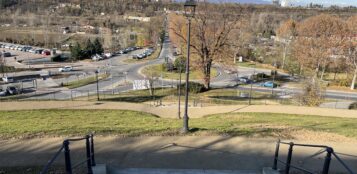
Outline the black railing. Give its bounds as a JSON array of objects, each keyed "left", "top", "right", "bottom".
[
  {"left": 40, "top": 134, "right": 96, "bottom": 174},
  {"left": 273, "top": 139, "right": 355, "bottom": 174}
]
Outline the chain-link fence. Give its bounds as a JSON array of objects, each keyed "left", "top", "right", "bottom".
[{"left": 1, "top": 86, "right": 355, "bottom": 110}]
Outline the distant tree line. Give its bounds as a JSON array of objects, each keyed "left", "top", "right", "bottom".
[{"left": 0, "top": 0, "right": 17, "bottom": 8}]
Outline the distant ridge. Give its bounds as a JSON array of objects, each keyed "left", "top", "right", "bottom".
[{"left": 174, "top": 0, "right": 271, "bottom": 4}]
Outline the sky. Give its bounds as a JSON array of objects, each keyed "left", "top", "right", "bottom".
[
  {"left": 281, "top": 0, "right": 357, "bottom": 7},
  {"left": 177, "top": 0, "right": 357, "bottom": 7}
]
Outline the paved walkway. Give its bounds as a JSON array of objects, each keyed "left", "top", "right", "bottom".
[
  {"left": 0, "top": 101, "right": 357, "bottom": 119},
  {"left": 0, "top": 136, "right": 356, "bottom": 172}
]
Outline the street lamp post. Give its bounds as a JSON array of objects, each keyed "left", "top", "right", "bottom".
[
  {"left": 249, "top": 67, "right": 256, "bottom": 105},
  {"left": 95, "top": 70, "right": 100, "bottom": 101},
  {"left": 182, "top": 0, "right": 197, "bottom": 133},
  {"left": 178, "top": 60, "right": 183, "bottom": 119}
]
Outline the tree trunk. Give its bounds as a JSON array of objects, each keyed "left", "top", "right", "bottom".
[
  {"left": 351, "top": 67, "right": 357, "bottom": 90},
  {"left": 320, "top": 65, "right": 326, "bottom": 80},
  {"left": 315, "top": 62, "right": 320, "bottom": 78},
  {"left": 299, "top": 64, "right": 303, "bottom": 76},
  {"left": 203, "top": 61, "right": 212, "bottom": 90},
  {"left": 282, "top": 44, "right": 287, "bottom": 70}
]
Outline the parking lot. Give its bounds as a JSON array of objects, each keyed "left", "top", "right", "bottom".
[{"left": 0, "top": 43, "right": 52, "bottom": 68}]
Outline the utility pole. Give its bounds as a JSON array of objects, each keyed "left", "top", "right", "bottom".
[
  {"left": 95, "top": 70, "right": 100, "bottom": 101},
  {"left": 249, "top": 67, "right": 256, "bottom": 105}
]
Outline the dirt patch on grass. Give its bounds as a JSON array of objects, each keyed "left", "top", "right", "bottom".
[
  {"left": 236, "top": 124, "right": 357, "bottom": 143},
  {"left": 289, "top": 129, "right": 357, "bottom": 143}
]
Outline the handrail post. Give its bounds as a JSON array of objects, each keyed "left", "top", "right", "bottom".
[
  {"left": 273, "top": 139, "right": 280, "bottom": 170},
  {"left": 285, "top": 142, "right": 294, "bottom": 174},
  {"left": 63, "top": 140, "right": 72, "bottom": 174},
  {"left": 322, "top": 147, "right": 333, "bottom": 174},
  {"left": 90, "top": 134, "right": 96, "bottom": 166},
  {"left": 86, "top": 135, "right": 93, "bottom": 174}
]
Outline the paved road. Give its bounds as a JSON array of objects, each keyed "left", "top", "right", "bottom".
[{"left": 2, "top": 33, "right": 357, "bottom": 101}]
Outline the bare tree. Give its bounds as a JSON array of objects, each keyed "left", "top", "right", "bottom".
[
  {"left": 276, "top": 19, "right": 297, "bottom": 70},
  {"left": 169, "top": 3, "right": 244, "bottom": 89},
  {"left": 346, "top": 15, "right": 357, "bottom": 90},
  {"left": 292, "top": 14, "right": 348, "bottom": 79}
]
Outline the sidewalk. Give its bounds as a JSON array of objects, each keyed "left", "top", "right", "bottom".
[
  {"left": 0, "top": 101, "right": 357, "bottom": 119},
  {"left": 0, "top": 136, "right": 356, "bottom": 172}
]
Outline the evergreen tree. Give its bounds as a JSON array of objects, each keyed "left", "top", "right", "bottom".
[
  {"left": 85, "top": 39, "right": 95, "bottom": 56},
  {"left": 93, "top": 38, "right": 104, "bottom": 55},
  {"left": 70, "top": 42, "right": 82, "bottom": 61}
]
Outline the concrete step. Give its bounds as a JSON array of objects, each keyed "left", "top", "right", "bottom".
[{"left": 108, "top": 168, "right": 261, "bottom": 174}]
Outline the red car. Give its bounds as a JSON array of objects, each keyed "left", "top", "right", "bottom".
[{"left": 42, "top": 50, "right": 51, "bottom": 56}]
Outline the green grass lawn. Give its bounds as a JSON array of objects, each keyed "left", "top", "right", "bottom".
[
  {"left": 142, "top": 64, "right": 218, "bottom": 80},
  {"left": 0, "top": 109, "right": 356, "bottom": 139},
  {"left": 64, "top": 74, "right": 109, "bottom": 89}
]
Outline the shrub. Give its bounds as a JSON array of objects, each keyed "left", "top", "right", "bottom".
[
  {"left": 51, "top": 54, "right": 63, "bottom": 62},
  {"left": 296, "top": 78, "right": 325, "bottom": 106},
  {"left": 174, "top": 56, "right": 186, "bottom": 73},
  {"left": 349, "top": 102, "right": 357, "bottom": 110},
  {"left": 251, "top": 73, "right": 269, "bottom": 81},
  {"left": 178, "top": 82, "right": 206, "bottom": 94},
  {"left": 161, "top": 62, "right": 174, "bottom": 72}
]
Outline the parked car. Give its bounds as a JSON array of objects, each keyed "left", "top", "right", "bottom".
[
  {"left": 238, "top": 77, "right": 251, "bottom": 84},
  {"left": 35, "top": 49, "right": 44, "bottom": 54},
  {"left": 260, "top": 81, "right": 278, "bottom": 88},
  {"left": 137, "top": 54, "right": 147, "bottom": 59},
  {"left": 26, "top": 46, "right": 31, "bottom": 51},
  {"left": 58, "top": 66, "right": 73, "bottom": 72},
  {"left": 6, "top": 86, "right": 19, "bottom": 95},
  {"left": 42, "top": 50, "right": 51, "bottom": 56},
  {"left": 2, "top": 76, "right": 14, "bottom": 83},
  {"left": 29, "top": 49, "right": 36, "bottom": 53},
  {"left": 104, "top": 53, "right": 112, "bottom": 58},
  {"left": 2, "top": 52, "right": 11, "bottom": 57},
  {"left": 0, "top": 89, "right": 7, "bottom": 96},
  {"left": 92, "top": 54, "right": 104, "bottom": 61}
]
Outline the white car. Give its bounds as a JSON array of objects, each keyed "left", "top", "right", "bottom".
[
  {"left": 104, "top": 53, "right": 112, "bottom": 58},
  {"left": 92, "top": 54, "right": 104, "bottom": 61},
  {"left": 58, "top": 66, "right": 73, "bottom": 72},
  {"left": 2, "top": 76, "right": 14, "bottom": 83},
  {"left": 0, "top": 89, "right": 7, "bottom": 96}
]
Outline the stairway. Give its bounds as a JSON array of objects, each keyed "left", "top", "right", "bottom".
[
  {"left": 92, "top": 165, "right": 276, "bottom": 174},
  {"left": 109, "top": 168, "right": 260, "bottom": 174}
]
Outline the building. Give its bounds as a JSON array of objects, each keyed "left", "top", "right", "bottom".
[
  {"left": 272, "top": 0, "right": 280, "bottom": 6},
  {"left": 281, "top": 0, "right": 293, "bottom": 7}
]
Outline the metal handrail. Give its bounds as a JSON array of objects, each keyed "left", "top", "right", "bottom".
[
  {"left": 39, "top": 134, "right": 95, "bottom": 174},
  {"left": 332, "top": 152, "right": 356, "bottom": 174},
  {"left": 272, "top": 139, "right": 355, "bottom": 174},
  {"left": 40, "top": 146, "right": 64, "bottom": 174}
]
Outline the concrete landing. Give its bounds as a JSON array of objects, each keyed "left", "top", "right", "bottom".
[{"left": 108, "top": 168, "right": 260, "bottom": 174}]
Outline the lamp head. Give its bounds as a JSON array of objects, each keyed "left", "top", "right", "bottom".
[{"left": 184, "top": 0, "right": 197, "bottom": 18}]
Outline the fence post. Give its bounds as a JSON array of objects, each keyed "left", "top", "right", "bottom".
[
  {"left": 273, "top": 139, "right": 280, "bottom": 170},
  {"left": 63, "top": 140, "right": 72, "bottom": 174},
  {"left": 70, "top": 91, "right": 73, "bottom": 101},
  {"left": 90, "top": 134, "right": 96, "bottom": 166},
  {"left": 88, "top": 90, "right": 90, "bottom": 101},
  {"left": 85, "top": 135, "right": 93, "bottom": 174},
  {"left": 285, "top": 142, "right": 294, "bottom": 174},
  {"left": 322, "top": 147, "right": 333, "bottom": 174}
]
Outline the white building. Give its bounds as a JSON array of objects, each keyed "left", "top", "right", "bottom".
[{"left": 281, "top": 0, "right": 293, "bottom": 7}]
